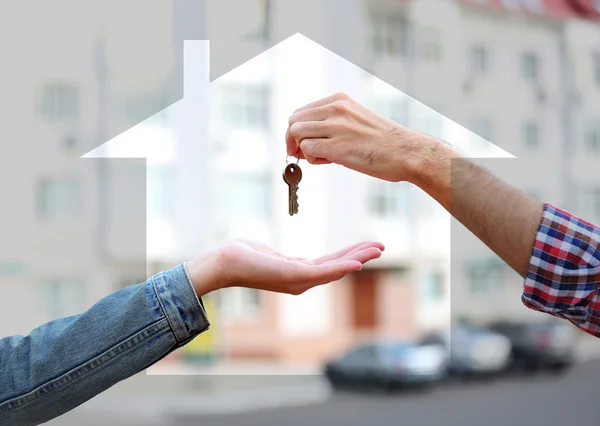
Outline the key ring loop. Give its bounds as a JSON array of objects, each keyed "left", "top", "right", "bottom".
[{"left": 286, "top": 155, "right": 300, "bottom": 165}]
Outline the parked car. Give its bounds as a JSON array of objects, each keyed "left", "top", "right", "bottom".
[
  {"left": 488, "top": 319, "right": 576, "bottom": 374},
  {"left": 420, "top": 324, "right": 512, "bottom": 377},
  {"left": 323, "top": 340, "right": 447, "bottom": 392}
]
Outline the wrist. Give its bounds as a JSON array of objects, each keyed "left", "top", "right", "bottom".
[
  {"left": 185, "top": 248, "right": 226, "bottom": 298},
  {"left": 403, "top": 133, "right": 461, "bottom": 210}
]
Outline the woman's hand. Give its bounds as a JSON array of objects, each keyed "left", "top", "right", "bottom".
[{"left": 187, "top": 239, "right": 384, "bottom": 297}]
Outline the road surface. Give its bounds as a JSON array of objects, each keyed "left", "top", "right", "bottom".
[{"left": 174, "top": 360, "right": 600, "bottom": 426}]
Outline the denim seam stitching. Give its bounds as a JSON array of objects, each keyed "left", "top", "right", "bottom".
[
  {"left": 0, "top": 318, "right": 170, "bottom": 413},
  {"left": 151, "top": 272, "right": 182, "bottom": 343}
]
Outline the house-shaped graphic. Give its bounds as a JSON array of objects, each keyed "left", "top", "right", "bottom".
[{"left": 83, "top": 32, "right": 519, "bottom": 365}]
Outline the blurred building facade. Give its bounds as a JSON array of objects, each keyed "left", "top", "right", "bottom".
[
  {"left": 440, "top": 0, "right": 600, "bottom": 325},
  {"left": 0, "top": 3, "right": 171, "bottom": 338},
  {"left": 0, "top": 8, "right": 146, "bottom": 339},
  {"left": 3, "top": 0, "right": 600, "bottom": 365}
]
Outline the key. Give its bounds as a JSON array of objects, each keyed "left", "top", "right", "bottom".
[
  {"left": 283, "top": 163, "right": 302, "bottom": 215},
  {"left": 283, "top": 163, "right": 302, "bottom": 216}
]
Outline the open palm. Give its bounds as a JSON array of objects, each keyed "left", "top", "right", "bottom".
[{"left": 218, "top": 239, "right": 384, "bottom": 295}]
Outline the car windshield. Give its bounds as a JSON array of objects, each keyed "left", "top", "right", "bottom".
[
  {"left": 419, "top": 333, "right": 446, "bottom": 345},
  {"left": 380, "top": 343, "right": 414, "bottom": 359},
  {"left": 341, "top": 344, "right": 377, "bottom": 362}
]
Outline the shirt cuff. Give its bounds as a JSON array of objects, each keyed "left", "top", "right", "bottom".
[
  {"left": 152, "top": 263, "right": 210, "bottom": 346},
  {"left": 522, "top": 203, "right": 600, "bottom": 328}
]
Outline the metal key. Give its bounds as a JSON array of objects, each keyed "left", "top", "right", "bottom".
[{"left": 283, "top": 163, "right": 302, "bottom": 216}]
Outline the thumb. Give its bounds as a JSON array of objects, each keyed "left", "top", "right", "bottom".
[{"left": 300, "top": 139, "right": 330, "bottom": 163}]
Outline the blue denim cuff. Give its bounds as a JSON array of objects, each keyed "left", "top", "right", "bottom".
[{"left": 152, "top": 264, "right": 210, "bottom": 345}]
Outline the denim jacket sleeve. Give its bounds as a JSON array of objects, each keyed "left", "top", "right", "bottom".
[{"left": 0, "top": 263, "right": 210, "bottom": 426}]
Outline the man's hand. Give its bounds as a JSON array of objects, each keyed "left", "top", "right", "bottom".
[
  {"left": 286, "top": 92, "right": 447, "bottom": 183},
  {"left": 287, "top": 92, "right": 542, "bottom": 279},
  {"left": 187, "top": 240, "right": 384, "bottom": 297}
]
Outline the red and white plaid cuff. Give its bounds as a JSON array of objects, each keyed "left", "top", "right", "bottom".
[{"left": 522, "top": 204, "right": 600, "bottom": 338}]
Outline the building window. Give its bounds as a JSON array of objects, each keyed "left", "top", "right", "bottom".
[
  {"left": 222, "top": 288, "right": 261, "bottom": 319},
  {"left": 471, "top": 45, "right": 489, "bottom": 74},
  {"left": 37, "top": 177, "right": 82, "bottom": 220},
  {"left": 369, "top": 15, "right": 411, "bottom": 58},
  {"left": 468, "top": 257, "right": 506, "bottom": 295},
  {"left": 585, "top": 126, "right": 600, "bottom": 153},
  {"left": 43, "top": 279, "right": 85, "bottom": 319},
  {"left": 63, "top": 135, "right": 77, "bottom": 150},
  {"left": 523, "top": 121, "right": 540, "bottom": 149},
  {"left": 38, "top": 83, "right": 79, "bottom": 120},
  {"left": 123, "top": 92, "right": 168, "bottom": 125},
  {"left": 419, "top": 268, "right": 444, "bottom": 303},
  {"left": 593, "top": 52, "right": 600, "bottom": 87},
  {"left": 244, "top": 0, "right": 270, "bottom": 43},
  {"left": 0, "top": 260, "right": 25, "bottom": 275},
  {"left": 220, "top": 85, "right": 270, "bottom": 129},
  {"left": 419, "top": 27, "right": 442, "bottom": 62},
  {"left": 368, "top": 181, "right": 409, "bottom": 219},
  {"left": 576, "top": 187, "right": 600, "bottom": 222},
  {"left": 219, "top": 173, "right": 271, "bottom": 222},
  {"left": 470, "top": 117, "right": 493, "bottom": 144},
  {"left": 415, "top": 187, "right": 444, "bottom": 219},
  {"left": 521, "top": 52, "right": 540, "bottom": 83}
]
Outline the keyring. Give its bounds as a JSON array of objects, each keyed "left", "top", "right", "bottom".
[{"left": 286, "top": 155, "right": 300, "bottom": 165}]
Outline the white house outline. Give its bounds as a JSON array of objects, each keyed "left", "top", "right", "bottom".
[{"left": 83, "top": 36, "right": 515, "bottom": 160}]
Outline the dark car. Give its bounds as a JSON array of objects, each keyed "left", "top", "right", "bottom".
[
  {"left": 323, "top": 340, "right": 447, "bottom": 392},
  {"left": 488, "top": 318, "right": 576, "bottom": 374}
]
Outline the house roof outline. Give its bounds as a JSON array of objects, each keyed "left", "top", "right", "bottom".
[{"left": 84, "top": 36, "right": 515, "bottom": 160}]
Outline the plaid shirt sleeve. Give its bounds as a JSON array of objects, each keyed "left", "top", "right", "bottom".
[{"left": 522, "top": 203, "right": 600, "bottom": 338}]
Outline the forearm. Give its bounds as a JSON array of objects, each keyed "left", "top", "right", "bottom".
[
  {"left": 0, "top": 264, "right": 210, "bottom": 426},
  {"left": 406, "top": 136, "right": 543, "bottom": 277},
  {"left": 404, "top": 134, "right": 600, "bottom": 337}
]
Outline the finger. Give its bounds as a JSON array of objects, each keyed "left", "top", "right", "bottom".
[
  {"left": 337, "top": 247, "right": 382, "bottom": 265},
  {"left": 289, "top": 121, "right": 329, "bottom": 142},
  {"left": 292, "top": 92, "right": 350, "bottom": 113},
  {"left": 339, "top": 242, "right": 385, "bottom": 260},
  {"left": 302, "top": 251, "right": 381, "bottom": 292},
  {"left": 312, "top": 242, "right": 370, "bottom": 264},
  {"left": 313, "top": 241, "right": 383, "bottom": 264},
  {"left": 288, "top": 104, "right": 332, "bottom": 125},
  {"left": 286, "top": 127, "right": 304, "bottom": 157},
  {"left": 286, "top": 127, "right": 329, "bottom": 164},
  {"left": 310, "top": 158, "right": 332, "bottom": 165},
  {"left": 299, "top": 139, "right": 332, "bottom": 162}
]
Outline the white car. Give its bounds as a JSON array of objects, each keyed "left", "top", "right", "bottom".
[{"left": 421, "top": 325, "right": 513, "bottom": 376}]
